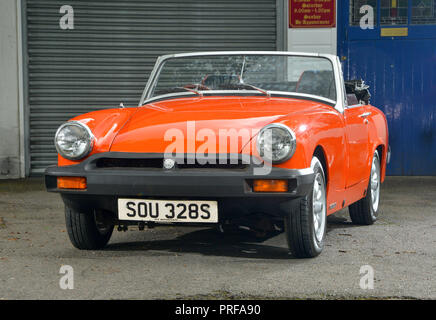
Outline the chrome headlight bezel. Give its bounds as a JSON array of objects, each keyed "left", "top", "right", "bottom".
[
  {"left": 54, "top": 121, "right": 94, "bottom": 160},
  {"left": 256, "top": 123, "right": 297, "bottom": 164}
]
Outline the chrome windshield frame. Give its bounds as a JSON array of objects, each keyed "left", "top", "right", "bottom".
[{"left": 139, "top": 51, "right": 345, "bottom": 113}]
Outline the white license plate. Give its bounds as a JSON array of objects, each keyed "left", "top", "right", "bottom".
[{"left": 118, "top": 199, "right": 218, "bottom": 223}]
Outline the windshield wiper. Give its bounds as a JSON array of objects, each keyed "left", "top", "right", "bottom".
[
  {"left": 175, "top": 86, "right": 203, "bottom": 97},
  {"left": 241, "top": 83, "right": 271, "bottom": 97},
  {"left": 220, "top": 83, "right": 270, "bottom": 97}
]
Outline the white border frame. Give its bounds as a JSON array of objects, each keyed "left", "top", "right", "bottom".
[{"left": 17, "top": 0, "right": 25, "bottom": 178}]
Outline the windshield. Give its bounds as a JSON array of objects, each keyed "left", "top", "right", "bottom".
[{"left": 148, "top": 54, "right": 336, "bottom": 102}]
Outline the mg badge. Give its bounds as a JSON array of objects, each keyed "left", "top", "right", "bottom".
[{"left": 163, "top": 158, "right": 176, "bottom": 170}]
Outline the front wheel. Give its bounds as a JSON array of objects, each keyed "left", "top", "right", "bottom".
[
  {"left": 284, "top": 157, "right": 327, "bottom": 258},
  {"left": 349, "top": 150, "right": 381, "bottom": 225},
  {"left": 65, "top": 206, "right": 114, "bottom": 250}
]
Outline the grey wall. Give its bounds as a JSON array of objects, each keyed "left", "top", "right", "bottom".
[{"left": 0, "top": 0, "right": 22, "bottom": 178}]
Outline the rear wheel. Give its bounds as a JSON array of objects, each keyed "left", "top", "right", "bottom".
[
  {"left": 349, "top": 150, "right": 381, "bottom": 225},
  {"left": 65, "top": 206, "right": 113, "bottom": 250},
  {"left": 284, "top": 156, "right": 327, "bottom": 258}
]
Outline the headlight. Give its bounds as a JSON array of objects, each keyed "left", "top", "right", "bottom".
[
  {"left": 256, "top": 124, "right": 296, "bottom": 163},
  {"left": 54, "top": 121, "right": 94, "bottom": 160}
]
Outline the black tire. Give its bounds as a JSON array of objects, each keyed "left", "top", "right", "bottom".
[
  {"left": 284, "top": 157, "right": 327, "bottom": 258},
  {"left": 65, "top": 206, "right": 113, "bottom": 250},
  {"left": 349, "top": 151, "right": 381, "bottom": 225}
]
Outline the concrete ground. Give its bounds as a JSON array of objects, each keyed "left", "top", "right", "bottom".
[{"left": 0, "top": 177, "right": 435, "bottom": 299}]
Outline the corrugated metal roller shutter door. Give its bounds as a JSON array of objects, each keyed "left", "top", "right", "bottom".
[{"left": 25, "top": 0, "right": 278, "bottom": 175}]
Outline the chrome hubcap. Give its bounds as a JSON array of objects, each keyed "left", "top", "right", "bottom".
[
  {"left": 312, "top": 172, "right": 326, "bottom": 243},
  {"left": 370, "top": 155, "right": 380, "bottom": 213}
]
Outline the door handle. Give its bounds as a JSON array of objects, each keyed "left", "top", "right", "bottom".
[{"left": 359, "top": 112, "right": 372, "bottom": 118}]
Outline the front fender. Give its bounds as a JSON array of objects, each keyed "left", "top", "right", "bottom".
[
  {"left": 240, "top": 106, "right": 348, "bottom": 199},
  {"left": 58, "top": 108, "right": 138, "bottom": 166},
  {"left": 241, "top": 107, "right": 346, "bottom": 170}
]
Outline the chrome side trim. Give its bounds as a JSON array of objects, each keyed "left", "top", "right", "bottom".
[
  {"left": 268, "top": 91, "right": 337, "bottom": 105},
  {"left": 289, "top": 167, "right": 314, "bottom": 176},
  {"left": 139, "top": 55, "right": 165, "bottom": 106},
  {"left": 333, "top": 56, "right": 346, "bottom": 114},
  {"left": 159, "top": 50, "right": 322, "bottom": 60},
  {"left": 142, "top": 90, "right": 337, "bottom": 106},
  {"left": 346, "top": 103, "right": 365, "bottom": 109},
  {"left": 143, "top": 91, "right": 196, "bottom": 104},
  {"left": 358, "top": 112, "right": 372, "bottom": 118},
  {"left": 387, "top": 146, "right": 391, "bottom": 164}
]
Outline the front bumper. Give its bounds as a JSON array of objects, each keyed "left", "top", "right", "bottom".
[{"left": 45, "top": 152, "right": 315, "bottom": 218}]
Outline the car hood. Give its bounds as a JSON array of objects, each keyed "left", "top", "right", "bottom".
[{"left": 109, "top": 96, "right": 324, "bottom": 154}]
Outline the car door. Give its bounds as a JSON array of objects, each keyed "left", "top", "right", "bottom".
[{"left": 344, "top": 104, "right": 370, "bottom": 188}]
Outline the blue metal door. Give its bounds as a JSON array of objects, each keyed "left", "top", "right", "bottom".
[{"left": 338, "top": 0, "right": 436, "bottom": 175}]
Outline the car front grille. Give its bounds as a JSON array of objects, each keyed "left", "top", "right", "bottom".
[
  {"left": 94, "top": 157, "right": 249, "bottom": 170},
  {"left": 95, "top": 158, "right": 163, "bottom": 169}
]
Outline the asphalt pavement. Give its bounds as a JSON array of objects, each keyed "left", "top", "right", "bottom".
[{"left": 0, "top": 177, "right": 435, "bottom": 299}]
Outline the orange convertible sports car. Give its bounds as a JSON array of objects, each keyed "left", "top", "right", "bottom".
[{"left": 45, "top": 51, "right": 389, "bottom": 258}]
